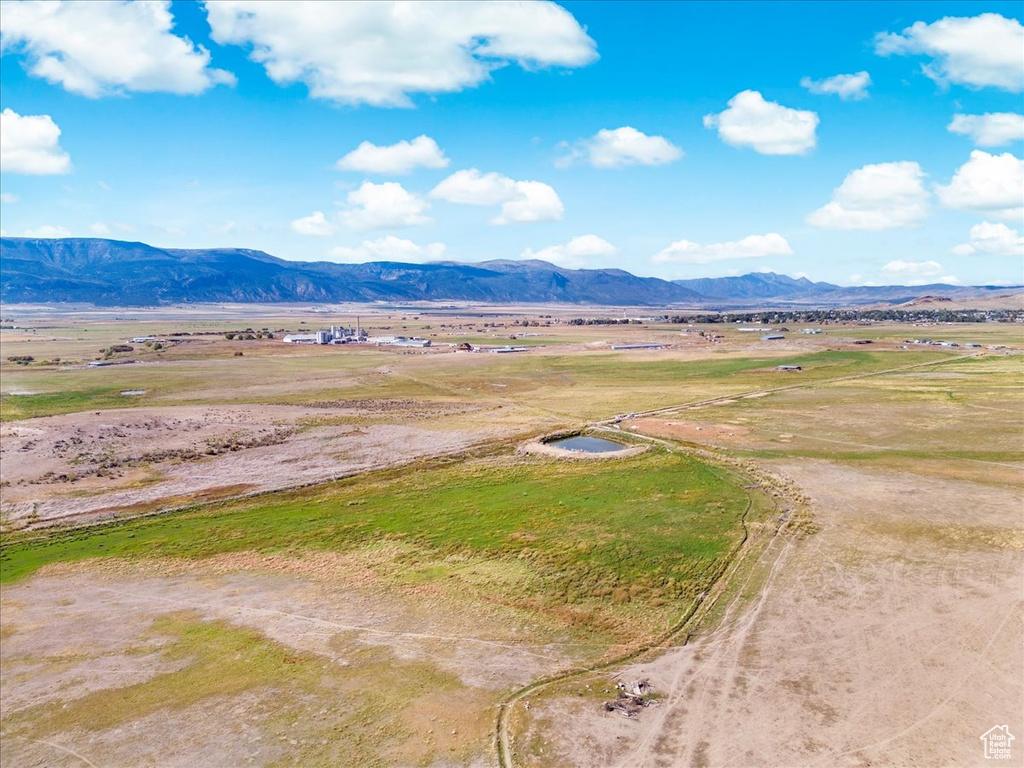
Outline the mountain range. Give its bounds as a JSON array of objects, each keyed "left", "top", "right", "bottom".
[{"left": 0, "top": 237, "right": 1017, "bottom": 308}]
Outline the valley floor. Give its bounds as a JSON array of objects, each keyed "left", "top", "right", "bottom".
[{"left": 1, "top": 307, "right": 1021, "bottom": 767}]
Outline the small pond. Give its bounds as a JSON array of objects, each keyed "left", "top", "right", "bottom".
[{"left": 548, "top": 435, "right": 627, "bottom": 453}]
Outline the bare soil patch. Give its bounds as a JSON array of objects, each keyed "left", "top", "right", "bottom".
[
  {"left": 518, "top": 460, "right": 1024, "bottom": 767},
  {"left": 629, "top": 417, "right": 751, "bottom": 446},
  {"left": 0, "top": 405, "right": 496, "bottom": 529}
]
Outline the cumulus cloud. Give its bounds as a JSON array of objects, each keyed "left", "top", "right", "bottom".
[
  {"left": 89, "top": 221, "right": 134, "bottom": 236},
  {"left": 291, "top": 210, "right": 336, "bottom": 236},
  {"left": 430, "top": 169, "right": 516, "bottom": 205},
  {"left": 874, "top": 13, "right": 1024, "bottom": 92},
  {"left": 881, "top": 259, "right": 960, "bottom": 284},
  {"left": 521, "top": 234, "right": 617, "bottom": 268},
  {"left": 207, "top": 220, "right": 237, "bottom": 235},
  {"left": 703, "top": 90, "right": 818, "bottom": 155},
  {"left": 800, "top": 71, "right": 872, "bottom": 100},
  {"left": 935, "top": 150, "right": 1023, "bottom": 220},
  {"left": 339, "top": 181, "right": 432, "bottom": 230},
  {"left": 328, "top": 235, "right": 446, "bottom": 263},
  {"left": 23, "top": 224, "right": 70, "bottom": 238},
  {"left": 950, "top": 221, "right": 1024, "bottom": 257},
  {"left": 559, "top": 127, "right": 682, "bottom": 168},
  {"left": 652, "top": 233, "right": 794, "bottom": 265},
  {"left": 336, "top": 135, "right": 449, "bottom": 174},
  {"left": 947, "top": 113, "right": 1024, "bottom": 147},
  {"left": 0, "top": 0, "right": 235, "bottom": 97},
  {"left": 429, "top": 169, "right": 563, "bottom": 224},
  {"left": 0, "top": 192, "right": 18, "bottom": 203},
  {"left": 205, "top": 0, "right": 596, "bottom": 107},
  {"left": 0, "top": 108, "right": 71, "bottom": 175},
  {"left": 806, "top": 161, "right": 930, "bottom": 230}
]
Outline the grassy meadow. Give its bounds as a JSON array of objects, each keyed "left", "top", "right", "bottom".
[{"left": 1, "top": 448, "right": 755, "bottom": 640}]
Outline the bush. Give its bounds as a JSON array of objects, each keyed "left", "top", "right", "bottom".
[{"left": 6, "top": 355, "right": 34, "bottom": 365}]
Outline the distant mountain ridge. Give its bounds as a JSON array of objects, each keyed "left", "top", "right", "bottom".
[{"left": 0, "top": 237, "right": 1017, "bottom": 307}]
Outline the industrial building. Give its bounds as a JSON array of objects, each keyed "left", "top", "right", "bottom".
[
  {"left": 282, "top": 324, "right": 367, "bottom": 345},
  {"left": 280, "top": 324, "right": 434, "bottom": 348}
]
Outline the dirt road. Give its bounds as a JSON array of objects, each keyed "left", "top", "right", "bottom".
[{"left": 522, "top": 460, "right": 1024, "bottom": 767}]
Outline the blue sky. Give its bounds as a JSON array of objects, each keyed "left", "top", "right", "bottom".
[{"left": 1, "top": 0, "right": 1022, "bottom": 286}]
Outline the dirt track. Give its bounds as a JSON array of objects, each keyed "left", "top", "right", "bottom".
[{"left": 521, "top": 460, "right": 1024, "bottom": 767}]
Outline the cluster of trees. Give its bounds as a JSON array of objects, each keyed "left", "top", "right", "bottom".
[
  {"left": 667, "top": 308, "right": 1022, "bottom": 324},
  {"left": 564, "top": 317, "right": 644, "bottom": 326},
  {"left": 224, "top": 329, "right": 274, "bottom": 340}
]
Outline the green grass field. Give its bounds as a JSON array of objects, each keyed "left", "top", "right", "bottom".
[{"left": 1, "top": 448, "right": 754, "bottom": 639}]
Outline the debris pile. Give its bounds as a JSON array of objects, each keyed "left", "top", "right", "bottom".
[{"left": 602, "top": 679, "right": 655, "bottom": 718}]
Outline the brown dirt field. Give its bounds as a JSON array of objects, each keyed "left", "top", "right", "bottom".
[
  {"left": 516, "top": 460, "right": 1024, "bottom": 767},
  {"left": 0, "top": 405, "right": 499, "bottom": 530},
  {"left": 0, "top": 547, "right": 581, "bottom": 767},
  {"left": 629, "top": 418, "right": 752, "bottom": 446}
]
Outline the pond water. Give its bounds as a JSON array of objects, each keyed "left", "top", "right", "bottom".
[{"left": 548, "top": 435, "right": 627, "bottom": 453}]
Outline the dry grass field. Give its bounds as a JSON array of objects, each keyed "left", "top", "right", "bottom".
[{"left": 1, "top": 303, "right": 1021, "bottom": 767}]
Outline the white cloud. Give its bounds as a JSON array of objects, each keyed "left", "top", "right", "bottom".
[
  {"left": 339, "top": 181, "right": 432, "bottom": 230},
  {"left": 429, "top": 169, "right": 516, "bottom": 205},
  {"left": 327, "top": 235, "right": 445, "bottom": 263},
  {"left": 947, "top": 113, "right": 1024, "bottom": 147},
  {"left": 800, "top": 71, "right": 872, "bottom": 100},
  {"left": 429, "top": 169, "right": 563, "bottom": 224},
  {"left": 208, "top": 220, "right": 237, "bottom": 235},
  {"left": 559, "top": 126, "right": 683, "bottom": 168},
  {"left": 97, "top": 180, "right": 111, "bottom": 191},
  {"left": 493, "top": 180, "right": 563, "bottom": 224},
  {"left": 336, "top": 135, "right": 449, "bottom": 174},
  {"left": 875, "top": 13, "right": 1024, "bottom": 92},
  {"left": 0, "top": 192, "right": 18, "bottom": 203},
  {"left": 0, "top": 0, "right": 235, "bottom": 97},
  {"left": 521, "top": 234, "right": 617, "bottom": 268},
  {"left": 291, "top": 210, "right": 336, "bottom": 237},
  {"left": 950, "top": 221, "right": 1024, "bottom": 257},
  {"left": 23, "top": 224, "right": 70, "bottom": 238},
  {"left": 652, "top": 233, "right": 794, "bottom": 265},
  {"left": 807, "top": 161, "right": 930, "bottom": 230},
  {"left": 703, "top": 90, "right": 818, "bottom": 155},
  {"left": 0, "top": 108, "right": 71, "bottom": 175},
  {"left": 90, "top": 221, "right": 134, "bottom": 236},
  {"left": 881, "top": 260, "right": 961, "bottom": 285},
  {"left": 882, "top": 259, "right": 945, "bottom": 277},
  {"left": 205, "top": 0, "right": 596, "bottom": 107},
  {"left": 935, "top": 150, "right": 1023, "bottom": 220}
]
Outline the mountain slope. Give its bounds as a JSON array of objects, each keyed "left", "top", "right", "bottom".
[
  {"left": 0, "top": 238, "right": 703, "bottom": 305},
  {"left": 1, "top": 237, "right": 1018, "bottom": 307}
]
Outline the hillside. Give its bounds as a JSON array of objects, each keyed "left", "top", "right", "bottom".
[{"left": 0, "top": 237, "right": 1018, "bottom": 307}]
